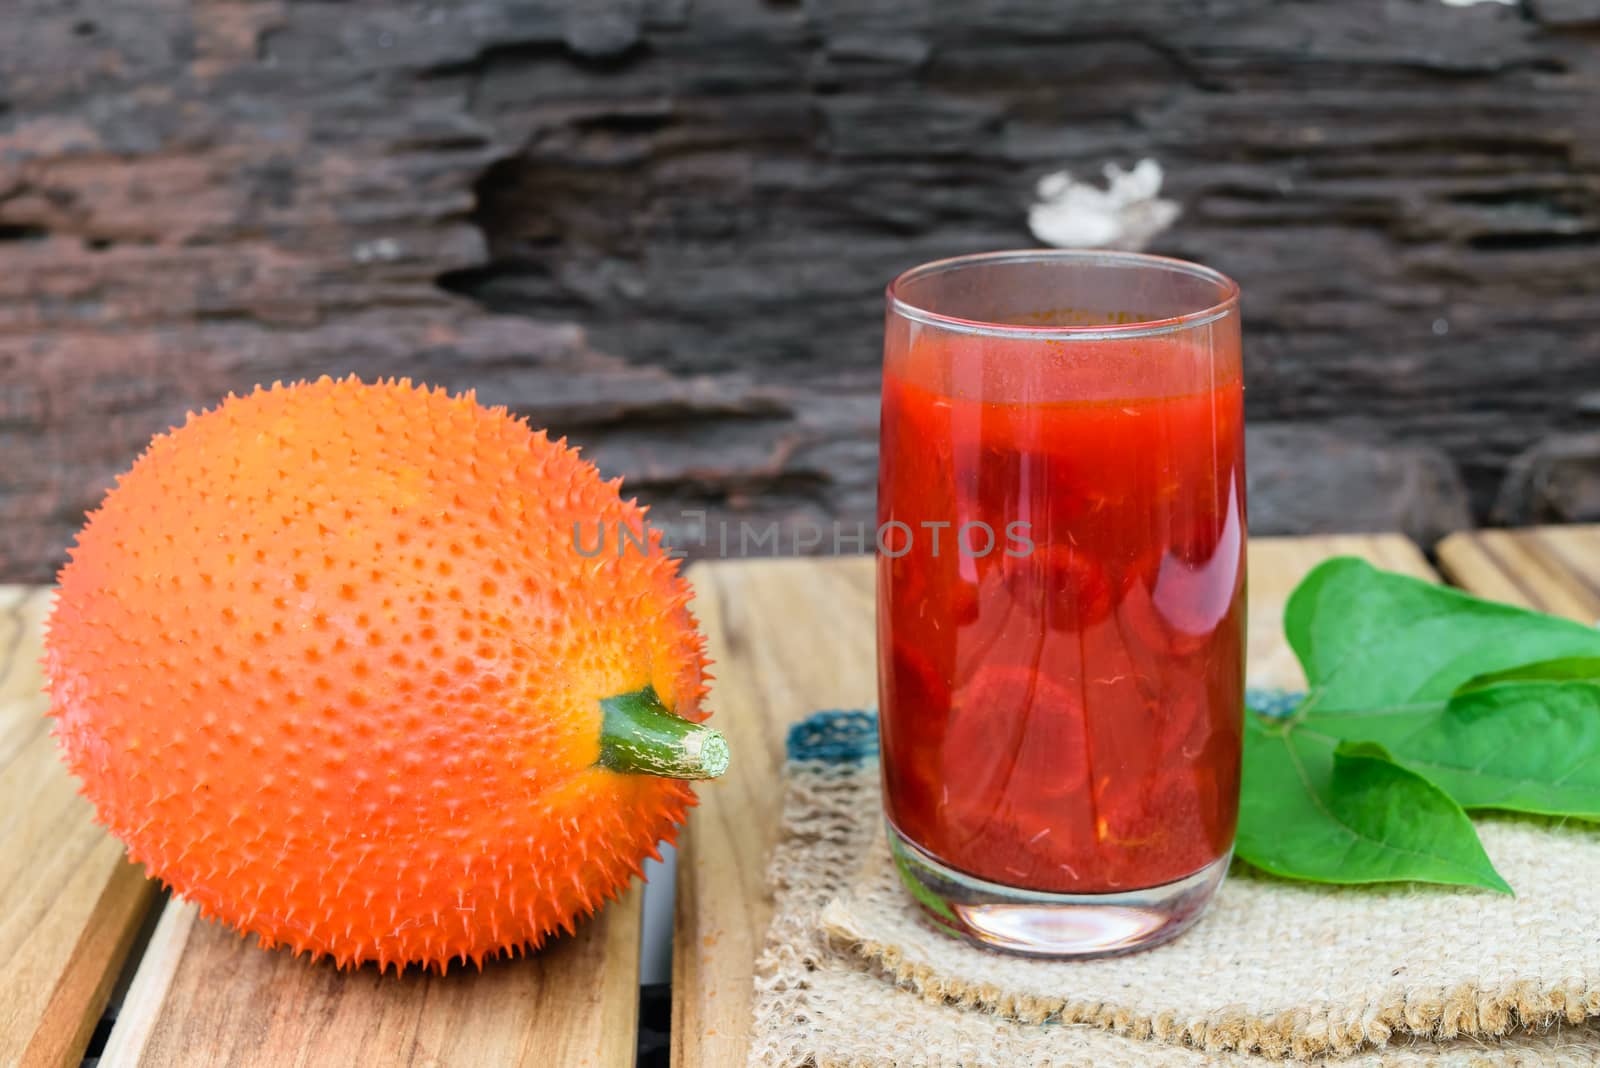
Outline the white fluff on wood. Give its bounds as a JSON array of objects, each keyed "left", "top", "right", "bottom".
[{"left": 1027, "top": 159, "right": 1181, "bottom": 252}]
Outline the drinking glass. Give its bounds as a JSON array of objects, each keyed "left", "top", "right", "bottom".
[{"left": 877, "top": 250, "right": 1245, "bottom": 957}]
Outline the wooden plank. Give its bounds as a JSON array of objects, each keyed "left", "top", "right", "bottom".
[
  {"left": 1243, "top": 534, "right": 1435, "bottom": 690},
  {"left": 103, "top": 886, "right": 641, "bottom": 1068},
  {"left": 671, "top": 558, "right": 877, "bottom": 1068},
  {"left": 1438, "top": 524, "right": 1600, "bottom": 624},
  {"left": 672, "top": 534, "right": 1432, "bottom": 1067},
  {"left": 11, "top": 2, "right": 1600, "bottom": 591},
  {"left": 0, "top": 586, "right": 161, "bottom": 1068}
]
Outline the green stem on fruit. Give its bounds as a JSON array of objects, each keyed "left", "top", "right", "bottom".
[{"left": 597, "top": 686, "right": 729, "bottom": 780}]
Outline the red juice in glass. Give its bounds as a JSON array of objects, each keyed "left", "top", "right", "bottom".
[{"left": 877, "top": 251, "right": 1244, "bottom": 957}]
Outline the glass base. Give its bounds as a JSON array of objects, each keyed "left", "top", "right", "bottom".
[{"left": 887, "top": 823, "right": 1230, "bottom": 959}]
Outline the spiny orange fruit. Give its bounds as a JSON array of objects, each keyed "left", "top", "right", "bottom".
[{"left": 47, "top": 375, "right": 725, "bottom": 972}]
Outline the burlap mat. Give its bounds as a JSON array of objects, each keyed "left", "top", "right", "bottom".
[{"left": 749, "top": 711, "right": 1600, "bottom": 1067}]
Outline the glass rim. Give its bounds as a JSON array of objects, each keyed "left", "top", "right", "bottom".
[{"left": 886, "top": 249, "right": 1241, "bottom": 341}]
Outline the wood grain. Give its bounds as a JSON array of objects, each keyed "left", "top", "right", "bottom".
[
  {"left": 1437, "top": 525, "right": 1600, "bottom": 624},
  {"left": 672, "top": 534, "right": 1432, "bottom": 1066},
  {"left": 672, "top": 558, "right": 877, "bottom": 1068},
  {"left": 0, "top": 586, "right": 161, "bottom": 1068},
  {"left": 1243, "top": 534, "right": 1435, "bottom": 690},
  {"left": 103, "top": 886, "right": 642, "bottom": 1068},
  {"left": 11, "top": 2, "right": 1600, "bottom": 585}
]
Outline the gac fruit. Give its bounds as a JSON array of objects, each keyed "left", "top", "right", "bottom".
[{"left": 46, "top": 376, "right": 725, "bottom": 971}]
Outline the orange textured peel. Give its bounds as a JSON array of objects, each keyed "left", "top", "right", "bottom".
[{"left": 46, "top": 376, "right": 717, "bottom": 972}]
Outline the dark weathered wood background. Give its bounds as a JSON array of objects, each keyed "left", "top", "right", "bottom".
[{"left": 4, "top": 0, "right": 1599, "bottom": 582}]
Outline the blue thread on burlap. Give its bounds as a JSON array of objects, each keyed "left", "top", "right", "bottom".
[
  {"left": 1246, "top": 687, "right": 1303, "bottom": 719},
  {"left": 784, "top": 690, "right": 1304, "bottom": 765},
  {"left": 786, "top": 709, "right": 879, "bottom": 764}
]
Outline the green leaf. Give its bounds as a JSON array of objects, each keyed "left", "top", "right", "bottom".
[
  {"left": 1242, "top": 560, "right": 1600, "bottom": 892},
  {"left": 1286, "top": 558, "right": 1600, "bottom": 717},
  {"left": 1460, "top": 656, "right": 1600, "bottom": 692},
  {"left": 1282, "top": 561, "right": 1600, "bottom": 820},
  {"left": 1305, "top": 681, "right": 1600, "bottom": 820},
  {"left": 1237, "top": 716, "right": 1512, "bottom": 893}
]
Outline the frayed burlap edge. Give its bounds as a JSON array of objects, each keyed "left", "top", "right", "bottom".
[
  {"left": 750, "top": 760, "right": 888, "bottom": 1068},
  {"left": 821, "top": 891, "right": 1600, "bottom": 1062}
]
